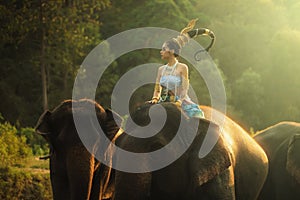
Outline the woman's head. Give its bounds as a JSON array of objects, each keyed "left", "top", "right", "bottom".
[{"left": 160, "top": 39, "right": 181, "bottom": 58}]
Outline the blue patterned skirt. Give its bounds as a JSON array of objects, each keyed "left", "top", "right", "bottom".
[
  {"left": 159, "top": 93, "right": 205, "bottom": 119},
  {"left": 181, "top": 101, "right": 205, "bottom": 118}
]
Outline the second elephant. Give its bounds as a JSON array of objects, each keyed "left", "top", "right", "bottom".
[
  {"left": 254, "top": 121, "right": 300, "bottom": 200},
  {"left": 35, "top": 99, "right": 122, "bottom": 200}
]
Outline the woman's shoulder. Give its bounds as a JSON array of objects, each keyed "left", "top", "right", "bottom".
[
  {"left": 158, "top": 64, "right": 166, "bottom": 71},
  {"left": 177, "top": 62, "right": 188, "bottom": 70}
]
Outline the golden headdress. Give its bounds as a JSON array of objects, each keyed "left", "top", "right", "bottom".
[
  {"left": 172, "top": 19, "right": 198, "bottom": 48},
  {"left": 172, "top": 18, "right": 216, "bottom": 52}
]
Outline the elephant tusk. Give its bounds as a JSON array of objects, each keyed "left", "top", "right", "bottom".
[
  {"left": 39, "top": 154, "right": 51, "bottom": 160},
  {"left": 35, "top": 130, "right": 51, "bottom": 136},
  {"left": 39, "top": 144, "right": 54, "bottom": 160},
  {"left": 39, "top": 148, "right": 54, "bottom": 160}
]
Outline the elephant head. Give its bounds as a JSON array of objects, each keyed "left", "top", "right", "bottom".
[
  {"left": 254, "top": 121, "right": 300, "bottom": 200},
  {"left": 287, "top": 133, "right": 300, "bottom": 184},
  {"left": 35, "top": 99, "right": 122, "bottom": 144},
  {"left": 35, "top": 99, "right": 123, "bottom": 200}
]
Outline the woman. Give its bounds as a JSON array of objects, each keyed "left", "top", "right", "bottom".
[{"left": 148, "top": 19, "right": 215, "bottom": 119}]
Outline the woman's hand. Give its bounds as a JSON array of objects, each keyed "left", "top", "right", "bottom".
[{"left": 147, "top": 97, "right": 159, "bottom": 104}]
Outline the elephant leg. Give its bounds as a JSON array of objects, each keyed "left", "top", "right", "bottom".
[
  {"left": 90, "top": 163, "right": 112, "bottom": 200},
  {"left": 66, "top": 146, "right": 95, "bottom": 200},
  {"left": 90, "top": 164, "right": 102, "bottom": 200},
  {"left": 50, "top": 155, "right": 70, "bottom": 200},
  {"left": 195, "top": 167, "right": 235, "bottom": 200},
  {"left": 100, "top": 168, "right": 115, "bottom": 200}
]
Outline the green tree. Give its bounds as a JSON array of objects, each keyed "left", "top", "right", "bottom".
[
  {"left": 0, "top": 0, "right": 110, "bottom": 126},
  {"left": 262, "top": 28, "right": 300, "bottom": 125},
  {"left": 1, "top": 0, "right": 300, "bottom": 132},
  {"left": 98, "top": 0, "right": 210, "bottom": 110},
  {"left": 193, "top": 0, "right": 300, "bottom": 131},
  {"left": 230, "top": 68, "right": 264, "bottom": 130}
]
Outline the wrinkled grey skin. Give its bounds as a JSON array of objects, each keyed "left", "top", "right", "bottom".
[
  {"left": 35, "top": 99, "right": 122, "bottom": 200},
  {"left": 113, "top": 103, "right": 268, "bottom": 200},
  {"left": 254, "top": 121, "right": 300, "bottom": 200}
]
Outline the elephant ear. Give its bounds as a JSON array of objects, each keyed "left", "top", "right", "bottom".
[
  {"left": 35, "top": 110, "right": 53, "bottom": 141},
  {"left": 189, "top": 119, "right": 232, "bottom": 186},
  {"left": 286, "top": 133, "right": 300, "bottom": 184},
  {"left": 104, "top": 109, "right": 123, "bottom": 140}
]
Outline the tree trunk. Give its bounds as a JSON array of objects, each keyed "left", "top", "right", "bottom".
[{"left": 40, "top": 0, "right": 48, "bottom": 111}]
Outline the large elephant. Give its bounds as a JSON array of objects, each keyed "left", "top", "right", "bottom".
[
  {"left": 113, "top": 103, "right": 268, "bottom": 200},
  {"left": 254, "top": 121, "right": 300, "bottom": 200},
  {"left": 35, "top": 99, "right": 122, "bottom": 200}
]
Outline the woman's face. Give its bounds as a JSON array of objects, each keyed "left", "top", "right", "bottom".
[{"left": 160, "top": 43, "right": 174, "bottom": 60}]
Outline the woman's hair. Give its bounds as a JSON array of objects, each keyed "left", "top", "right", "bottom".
[
  {"left": 165, "top": 39, "right": 181, "bottom": 57},
  {"left": 163, "top": 19, "right": 216, "bottom": 58}
]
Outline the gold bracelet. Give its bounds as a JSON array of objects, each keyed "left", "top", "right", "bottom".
[
  {"left": 176, "top": 99, "right": 182, "bottom": 103},
  {"left": 152, "top": 97, "right": 159, "bottom": 100}
]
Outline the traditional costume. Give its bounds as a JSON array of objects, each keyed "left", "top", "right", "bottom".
[{"left": 153, "top": 19, "right": 215, "bottom": 119}]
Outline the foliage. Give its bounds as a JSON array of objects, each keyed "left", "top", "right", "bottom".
[
  {"left": 18, "top": 127, "right": 49, "bottom": 156},
  {"left": 230, "top": 68, "right": 264, "bottom": 129},
  {"left": 0, "top": 122, "right": 32, "bottom": 168},
  {"left": 0, "top": 167, "right": 51, "bottom": 200},
  {"left": 0, "top": 115, "right": 50, "bottom": 199},
  {"left": 0, "top": 115, "right": 48, "bottom": 165},
  {"left": 0, "top": 0, "right": 110, "bottom": 125},
  {"left": 98, "top": 0, "right": 210, "bottom": 110},
  {"left": 193, "top": 0, "right": 300, "bottom": 130},
  {"left": 1, "top": 0, "right": 300, "bottom": 132}
]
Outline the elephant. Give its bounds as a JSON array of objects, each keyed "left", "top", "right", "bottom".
[
  {"left": 113, "top": 103, "right": 268, "bottom": 200},
  {"left": 35, "top": 99, "right": 123, "bottom": 200},
  {"left": 254, "top": 121, "right": 300, "bottom": 200}
]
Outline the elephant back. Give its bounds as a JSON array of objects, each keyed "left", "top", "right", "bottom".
[
  {"left": 254, "top": 122, "right": 300, "bottom": 160},
  {"left": 200, "top": 105, "right": 268, "bottom": 200},
  {"left": 200, "top": 105, "right": 267, "bottom": 158}
]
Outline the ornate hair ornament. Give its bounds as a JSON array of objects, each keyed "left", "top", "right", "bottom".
[
  {"left": 172, "top": 18, "right": 198, "bottom": 48},
  {"left": 172, "top": 18, "right": 216, "bottom": 61}
]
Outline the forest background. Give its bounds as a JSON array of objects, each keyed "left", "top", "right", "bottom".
[{"left": 0, "top": 0, "right": 300, "bottom": 198}]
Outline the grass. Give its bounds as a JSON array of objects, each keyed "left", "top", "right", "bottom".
[{"left": 9, "top": 156, "right": 49, "bottom": 176}]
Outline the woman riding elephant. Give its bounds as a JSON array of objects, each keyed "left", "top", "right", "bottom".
[
  {"left": 147, "top": 18, "right": 215, "bottom": 119},
  {"left": 35, "top": 99, "right": 122, "bottom": 200},
  {"left": 254, "top": 121, "right": 300, "bottom": 200},
  {"left": 112, "top": 19, "right": 267, "bottom": 199},
  {"left": 113, "top": 103, "right": 268, "bottom": 200}
]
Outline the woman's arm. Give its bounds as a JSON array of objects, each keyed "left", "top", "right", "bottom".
[
  {"left": 178, "top": 63, "right": 189, "bottom": 102},
  {"left": 149, "top": 66, "right": 163, "bottom": 104}
]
